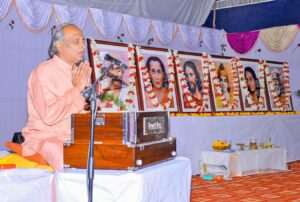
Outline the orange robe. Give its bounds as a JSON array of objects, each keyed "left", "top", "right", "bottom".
[
  {"left": 145, "top": 88, "right": 174, "bottom": 109},
  {"left": 183, "top": 94, "right": 203, "bottom": 108},
  {"left": 22, "top": 55, "right": 86, "bottom": 170}
]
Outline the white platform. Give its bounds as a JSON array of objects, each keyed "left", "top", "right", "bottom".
[
  {"left": 0, "top": 168, "right": 54, "bottom": 202},
  {"left": 55, "top": 157, "right": 192, "bottom": 202}
]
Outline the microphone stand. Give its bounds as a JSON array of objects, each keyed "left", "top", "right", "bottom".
[{"left": 81, "top": 64, "right": 114, "bottom": 202}]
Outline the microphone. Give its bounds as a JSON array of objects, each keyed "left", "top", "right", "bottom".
[{"left": 100, "top": 52, "right": 128, "bottom": 69}]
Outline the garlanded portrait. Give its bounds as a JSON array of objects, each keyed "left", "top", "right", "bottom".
[
  {"left": 239, "top": 61, "right": 268, "bottom": 111},
  {"left": 210, "top": 58, "right": 241, "bottom": 112},
  {"left": 136, "top": 47, "right": 178, "bottom": 112},
  {"left": 88, "top": 40, "right": 139, "bottom": 111},
  {"left": 175, "top": 53, "right": 212, "bottom": 112},
  {"left": 266, "top": 63, "right": 292, "bottom": 111}
]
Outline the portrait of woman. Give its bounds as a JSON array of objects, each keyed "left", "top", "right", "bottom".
[
  {"left": 145, "top": 56, "right": 172, "bottom": 108},
  {"left": 240, "top": 61, "right": 268, "bottom": 111},
  {"left": 138, "top": 48, "right": 178, "bottom": 112}
]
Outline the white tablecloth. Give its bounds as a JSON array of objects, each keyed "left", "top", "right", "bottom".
[
  {"left": 236, "top": 148, "right": 287, "bottom": 176},
  {"left": 0, "top": 168, "right": 54, "bottom": 202},
  {"left": 55, "top": 157, "right": 191, "bottom": 202},
  {"left": 200, "top": 148, "right": 287, "bottom": 179}
]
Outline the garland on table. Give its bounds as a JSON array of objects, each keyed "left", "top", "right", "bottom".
[
  {"left": 235, "top": 58, "right": 266, "bottom": 110},
  {"left": 174, "top": 51, "right": 210, "bottom": 112},
  {"left": 136, "top": 46, "right": 175, "bottom": 110},
  {"left": 265, "top": 62, "right": 291, "bottom": 111},
  {"left": 90, "top": 39, "right": 137, "bottom": 110}
]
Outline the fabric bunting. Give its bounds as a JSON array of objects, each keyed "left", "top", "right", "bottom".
[
  {"left": 227, "top": 31, "right": 259, "bottom": 54},
  {"left": 2, "top": 0, "right": 300, "bottom": 53},
  {"left": 260, "top": 25, "right": 298, "bottom": 52}
]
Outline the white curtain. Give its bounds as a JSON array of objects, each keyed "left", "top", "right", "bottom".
[
  {"left": 15, "top": 0, "right": 53, "bottom": 31},
  {"left": 40, "top": 0, "right": 215, "bottom": 27},
  {"left": 54, "top": 4, "right": 88, "bottom": 30},
  {"left": 201, "top": 27, "right": 226, "bottom": 54},
  {"left": 89, "top": 8, "right": 122, "bottom": 39},
  {"left": 0, "top": 0, "right": 13, "bottom": 19},
  {"left": 123, "top": 14, "right": 151, "bottom": 42},
  {"left": 178, "top": 24, "right": 201, "bottom": 50},
  {"left": 152, "top": 20, "right": 177, "bottom": 45}
]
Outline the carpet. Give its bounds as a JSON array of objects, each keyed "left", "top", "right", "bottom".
[{"left": 191, "top": 161, "right": 300, "bottom": 201}]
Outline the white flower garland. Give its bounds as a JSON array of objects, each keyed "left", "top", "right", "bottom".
[
  {"left": 235, "top": 58, "right": 266, "bottom": 110},
  {"left": 90, "top": 39, "right": 136, "bottom": 110},
  {"left": 124, "top": 44, "right": 137, "bottom": 108},
  {"left": 174, "top": 51, "right": 210, "bottom": 112},
  {"left": 265, "top": 62, "right": 291, "bottom": 111},
  {"left": 136, "top": 46, "right": 175, "bottom": 110}
]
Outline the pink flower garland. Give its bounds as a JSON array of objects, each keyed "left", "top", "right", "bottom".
[{"left": 136, "top": 46, "right": 175, "bottom": 110}]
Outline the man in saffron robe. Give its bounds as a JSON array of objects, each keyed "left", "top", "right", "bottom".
[{"left": 6, "top": 24, "right": 91, "bottom": 170}]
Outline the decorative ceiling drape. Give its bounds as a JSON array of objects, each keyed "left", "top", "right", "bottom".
[
  {"left": 0, "top": 0, "right": 13, "bottom": 19},
  {"left": 227, "top": 31, "right": 259, "bottom": 54},
  {"left": 1, "top": 0, "right": 299, "bottom": 53},
  {"left": 260, "top": 25, "right": 299, "bottom": 52},
  {"left": 54, "top": 4, "right": 88, "bottom": 30}
]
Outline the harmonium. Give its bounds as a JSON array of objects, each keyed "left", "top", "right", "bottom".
[{"left": 63, "top": 111, "right": 176, "bottom": 170}]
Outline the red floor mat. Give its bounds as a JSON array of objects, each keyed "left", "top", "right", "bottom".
[{"left": 191, "top": 161, "right": 300, "bottom": 201}]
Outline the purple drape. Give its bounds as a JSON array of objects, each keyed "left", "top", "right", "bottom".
[
  {"left": 227, "top": 31, "right": 259, "bottom": 54},
  {"left": 298, "top": 24, "right": 300, "bottom": 29}
]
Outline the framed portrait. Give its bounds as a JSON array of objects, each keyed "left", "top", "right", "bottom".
[
  {"left": 175, "top": 52, "right": 212, "bottom": 112},
  {"left": 266, "top": 62, "right": 292, "bottom": 111},
  {"left": 87, "top": 39, "right": 139, "bottom": 111},
  {"left": 210, "top": 57, "right": 242, "bottom": 112},
  {"left": 136, "top": 47, "right": 178, "bottom": 112},
  {"left": 239, "top": 60, "right": 268, "bottom": 111}
]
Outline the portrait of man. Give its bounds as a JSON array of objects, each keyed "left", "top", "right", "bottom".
[
  {"left": 183, "top": 60, "right": 203, "bottom": 107},
  {"left": 268, "top": 66, "right": 292, "bottom": 111},
  {"left": 138, "top": 49, "right": 178, "bottom": 112},
  {"left": 176, "top": 54, "right": 211, "bottom": 112},
  {"left": 89, "top": 43, "right": 139, "bottom": 111},
  {"left": 211, "top": 59, "right": 241, "bottom": 112}
]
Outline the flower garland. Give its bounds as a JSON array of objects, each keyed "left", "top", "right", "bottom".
[
  {"left": 124, "top": 44, "right": 137, "bottom": 109},
  {"left": 235, "top": 58, "right": 266, "bottom": 110},
  {"left": 90, "top": 39, "right": 110, "bottom": 94},
  {"left": 136, "top": 46, "right": 175, "bottom": 110},
  {"left": 265, "top": 62, "right": 291, "bottom": 111},
  {"left": 174, "top": 51, "right": 210, "bottom": 112},
  {"left": 90, "top": 39, "right": 137, "bottom": 111},
  {"left": 209, "top": 57, "right": 240, "bottom": 110}
]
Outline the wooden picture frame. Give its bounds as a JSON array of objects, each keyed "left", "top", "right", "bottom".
[
  {"left": 210, "top": 57, "right": 242, "bottom": 112},
  {"left": 87, "top": 39, "right": 139, "bottom": 111},
  {"left": 239, "top": 60, "right": 268, "bottom": 111},
  {"left": 136, "top": 47, "right": 179, "bottom": 112},
  {"left": 266, "top": 62, "right": 292, "bottom": 111},
  {"left": 175, "top": 52, "right": 212, "bottom": 112}
]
